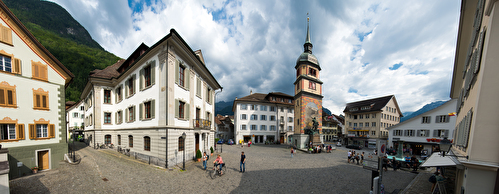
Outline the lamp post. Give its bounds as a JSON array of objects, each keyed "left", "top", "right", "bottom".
[
  {"left": 439, "top": 137, "right": 468, "bottom": 159},
  {"left": 182, "top": 132, "right": 186, "bottom": 171},
  {"left": 221, "top": 140, "right": 223, "bottom": 153}
]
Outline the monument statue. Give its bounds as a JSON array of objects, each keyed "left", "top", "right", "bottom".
[{"left": 312, "top": 117, "right": 319, "bottom": 134}]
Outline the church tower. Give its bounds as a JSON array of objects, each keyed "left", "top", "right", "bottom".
[{"left": 293, "top": 16, "right": 323, "bottom": 149}]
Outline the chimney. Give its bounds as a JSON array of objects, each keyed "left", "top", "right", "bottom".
[{"left": 250, "top": 90, "right": 253, "bottom": 95}]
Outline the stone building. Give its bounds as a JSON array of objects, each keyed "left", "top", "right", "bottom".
[
  {"left": 322, "top": 114, "right": 344, "bottom": 142},
  {"left": 66, "top": 100, "right": 85, "bottom": 140},
  {"left": 81, "top": 29, "right": 221, "bottom": 167},
  {"left": 215, "top": 114, "right": 234, "bottom": 141},
  {"left": 343, "top": 95, "right": 402, "bottom": 149},
  {"left": 0, "top": 2, "right": 74, "bottom": 179},
  {"left": 232, "top": 92, "right": 294, "bottom": 144}
]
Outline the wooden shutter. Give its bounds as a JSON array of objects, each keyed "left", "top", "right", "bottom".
[
  {"left": 133, "top": 105, "right": 136, "bottom": 122},
  {"left": 151, "top": 100, "right": 155, "bottom": 119},
  {"left": 433, "top": 130, "right": 438, "bottom": 137},
  {"left": 132, "top": 74, "right": 136, "bottom": 95},
  {"left": 403, "top": 130, "right": 408, "bottom": 136},
  {"left": 151, "top": 62, "right": 155, "bottom": 86},
  {"left": 32, "top": 63, "right": 39, "bottom": 78},
  {"left": 426, "top": 130, "right": 430, "bottom": 137},
  {"left": 175, "top": 99, "right": 179, "bottom": 118},
  {"left": 49, "top": 124, "right": 55, "bottom": 138},
  {"left": 416, "top": 130, "right": 421, "bottom": 137},
  {"left": 12, "top": 58, "right": 21, "bottom": 74},
  {"left": 125, "top": 108, "right": 129, "bottom": 122},
  {"left": 185, "top": 68, "right": 190, "bottom": 90},
  {"left": 42, "top": 65, "right": 48, "bottom": 80},
  {"left": 0, "top": 89, "right": 4, "bottom": 105},
  {"left": 175, "top": 59, "right": 179, "bottom": 84},
  {"left": 444, "top": 130, "right": 449, "bottom": 138},
  {"left": 29, "top": 124, "right": 35, "bottom": 139},
  {"left": 185, "top": 103, "right": 190, "bottom": 120},
  {"left": 115, "top": 112, "right": 118, "bottom": 124},
  {"left": 17, "top": 124, "right": 25, "bottom": 140},
  {"left": 139, "top": 103, "right": 143, "bottom": 120},
  {"left": 0, "top": 25, "right": 12, "bottom": 45},
  {"left": 196, "top": 78, "right": 201, "bottom": 96},
  {"left": 125, "top": 81, "right": 129, "bottom": 97},
  {"left": 139, "top": 68, "right": 144, "bottom": 90}
]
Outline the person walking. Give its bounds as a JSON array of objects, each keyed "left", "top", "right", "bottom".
[
  {"left": 360, "top": 152, "right": 364, "bottom": 164},
  {"left": 240, "top": 151, "right": 246, "bottom": 173},
  {"left": 347, "top": 150, "right": 352, "bottom": 163},
  {"left": 291, "top": 147, "right": 294, "bottom": 158},
  {"left": 355, "top": 153, "right": 360, "bottom": 165},
  {"left": 202, "top": 152, "right": 208, "bottom": 170}
]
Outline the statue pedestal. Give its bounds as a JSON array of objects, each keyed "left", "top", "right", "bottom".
[
  {"left": 294, "top": 134, "right": 310, "bottom": 149},
  {"left": 311, "top": 134, "right": 323, "bottom": 146}
]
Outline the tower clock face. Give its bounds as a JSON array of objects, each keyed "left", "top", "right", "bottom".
[{"left": 305, "top": 102, "right": 319, "bottom": 129}]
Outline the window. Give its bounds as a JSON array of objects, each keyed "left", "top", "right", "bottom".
[
  {"left": 309, "top": 68, "right": 317, "bottom": 77},
  {"left": 260, "top": 105, "right": 267, "bottom": 111},
  {"left": 359, "top": 123, "right": 363, "bottom": 127},
  {"left": 126, "top": 75, "right": 136, "bottom": 98},
  {"left": 372, "top": 122, "right": 376, "bottom": 127},
  {"left": 418, "top": 130, "right": 430, "bottom": 137},
  {"left": 115, "top": 85, "right": 122, "bottom": 103},
  {"left": 371, "top": 131, "right": 376, "bottom": 136},
  {"left": 436, "top": 115, "right": 449, "bottom": 123},
  {"left": 0, "top": 87, "right": 15, "bottom": 107},
  {"left": 140, "top": 100, "right": 155, "bottom": 120},
  {"left": 394, "top": 130, "right": 403, "bottom": 136},
  {"left": 365, "top": 122, "right": 369, "bottom": 127},
  {"left": 288, "top": 99, "right": 292, "bottom": 103},
  {"left": 129, "top": 135, "right": 133, "bottom": 147},
  {"left": 270, "top": 116, "right": 276, "bottom": 121},
  {"left": 288, "top": 126, "right": 292, "bottom": 131},
  {"left": 359, "top": 115, "right": 363, "bottom": 119},
  {"left": 260, "top": 115, "right": 266, "bottom": 121},
  {"left": 117, "top": 135, "right": 121, "bottom": 145},
  {"left": 353, "top": 115, "right": 357, "bottom": 119},
  {"left": 31, "top": 61, "right": 48, "bottom": 81},
  {"left": 179, "top": 65, "right": 185, "bottom": 87},
  {"left": 309, "top": 82, "right": 316, "bottom": 90},
  {"left": 81, "top": 114, "right": 84, "bottom": 119},
  {"left": 251, "top": 125, "right": 257, "bottom": 130},
  {"left": 365, "top": 114, "right": 369, "bottom": 119},
  {"left": 0, "top": 55, "right": 11, "bottom": 73},
  {"left": 270, "top": 106, "right": 276, "bottom": 112},
  {"left": 241, "top": 104, "right": 247, "bottom": 110},
  {"left": 144, "top": 136, "right": 150, "bottom": 151},
  {"left": 288, "top": 108, "right": 293, "bottom": 113},
  {"left": 241, "top": 125, "right": 247, "bottom": 130},
  {"left": 434, "top": 129, "right": 449, "bottom": 138},
  {"left": 178, "top": 136, "right": 184, "bottom": 151},
  {"left": 288, "top": 117, "right": 293, "bottom": 122},
  {"left": 0, "top": 24, "right": 13, "bottom": 45},
  {"left": 280, "top": 107, "right": 284, "bottom": 112},
  {"left": 104, "top": 135, "right": 111, "bottom": 144},
  {"left": 0, "top": 124, "right": 16, "bottom": 140},
  {"left": 206, "top": 88, "right": 211, "bottom": 103},
  {"left": 104, "top": 112, "right": 111, "bottom": 124},
  {"left": 33, "top": 88, "right": 49, "bottom": 110},
  {"left": 250, "top": 114, "right": 257, "bottom": 120},
  {"left": 270, "top": 125, "right": 276, "bottom": 131},
  {"left": 422, "top": 116, "right": 431, "bottom": 123},
  {"left": 176, "top": 100, "right": 188, "bottom": 119},
  {"left": 196, "top": 78, "right": 201, "bottom": 97},
  {"left": 260, "top": 125, "right": 266, "bottom": 131},
  {"left": 127, "top": 106, "right": 136, "bottom": 122},
  {"left": 36, "top": 124, "right": 48, "bottom": 138},
  {"left": 80, "top": 106, "right": 84, "bottom": 111},
  {"left": 73, "top": 113, "right": 79, "bottom": 118},
  {"left": 241, "top": 114, "right": 247, "bottom": 120},
  {"left": 353, "top": 123, "right": 357, "bottom": 127},
  {"left": 404, "top": 130, "right": 415, "bottom": 137},
  {"left": 104, "top": 90, "right": 111, "bottom": 104},
  {"left": 116, "top": 111, "right": 123, "bottom": 124},
  {"left": 372, "top": 114, "right": 376, "bottom": 118},
  {"left": 250, "top": 105, "right": 257, "bottom": 110},
  {"left": 349, "top": 122, "right": 352, "bottom": 127},
  {"left": 143, "top": 65, "right": 152, "bottom": 88},
  {"left": 271, "top": 97, "right": 276, "bottom": 101}
]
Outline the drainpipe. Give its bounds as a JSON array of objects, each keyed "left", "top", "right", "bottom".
[{"left": 165, "top": 43, "right": 169, "bottom": 169}]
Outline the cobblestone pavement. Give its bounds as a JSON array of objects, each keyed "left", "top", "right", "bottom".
[{"left": 10, "top": 143, "right": 418, "bottom": 193}]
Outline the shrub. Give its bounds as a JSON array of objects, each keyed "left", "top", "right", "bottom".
[
  {"left": 210, "top": 146, "right": 214, "bottom": 153},
  {"left": 196, "top": 150, "right": 202, "bottom": 159},
  {"left": 215, "top": 138, "right": 220, "bottom": 142}
]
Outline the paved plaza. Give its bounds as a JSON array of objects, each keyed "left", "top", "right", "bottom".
[{"left": 10, "top": 143, "right": 419, "bottom": 193}]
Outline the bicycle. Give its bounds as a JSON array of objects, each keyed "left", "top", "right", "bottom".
[{"left": 211, "top": 162, "right": 226, "bottom": 179}]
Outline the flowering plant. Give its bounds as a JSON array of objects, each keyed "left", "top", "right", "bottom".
[{"left": 31, "top": 166, "right": 38, "bottom": 170}]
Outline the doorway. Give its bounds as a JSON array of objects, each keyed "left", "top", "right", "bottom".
[
  {"left": 195, "top": 133, "right": 199, "bottom": 152},
  {"left": 37, "top": 150, "right": 49, "bottom": 170}
]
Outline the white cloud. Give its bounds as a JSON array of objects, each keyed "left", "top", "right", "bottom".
[{"left": 49, "top": 0, "right": 460, "bottom": 115}]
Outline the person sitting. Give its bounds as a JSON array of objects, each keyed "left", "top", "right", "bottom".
[
  {"left": 411, "top": 155, "right": 419, "bottom": 171},
  {"left": 213, "top": 154, "right": 224, "bottom": 175},
  {"left": 404, "top": 154, "right": 412, "bottom": 168},
  {"left": 391, "top": 158, "right": 399, "bottom": 171}
]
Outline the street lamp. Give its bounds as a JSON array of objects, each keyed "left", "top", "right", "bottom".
[
  {"left": 439, "top": 137, "right": 468, "bottom": 159},
  {"left": 221, "top": 139, "right": 223, "bottom": 153},
  {"left": 182, "top": 132, "right": 186, "bottom": 171}
]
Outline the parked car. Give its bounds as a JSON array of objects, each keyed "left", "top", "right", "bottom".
[
  {"left": 217, "top": 139, "right": 225, "bottom": 144},
  {"left": 227, "top": 139, "right": 234, "bottom": 145},
  {"left": 346, "top": 144, "right": 362, "bottom": 150},
  {"left": 336, "top": 142, "right": 342, "bottom": 147}
]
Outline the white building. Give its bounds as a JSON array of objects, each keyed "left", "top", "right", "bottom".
[
  {"left": 66, "top": 100, "right": 85, "bottom": 140},
  {"left": 81, "top": 29, "right": 221, "bottom": 167},
  {"left": 387, "top": 99, "right": 457, "bottom": 156},
  {"left": 233, "top": 92, "right": 294, "bottom": 144}
]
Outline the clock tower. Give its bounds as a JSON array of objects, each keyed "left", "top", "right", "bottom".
[{"left": 293, "top": 16, "right": 324, "bottom": 149}]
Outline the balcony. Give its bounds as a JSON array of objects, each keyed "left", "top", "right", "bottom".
[
  {"left": 346, "top": 127, "right": 373, "bottom": 131},
  {"left": 193, "top": 119, "right": 211, "bottom": 129},
  {"left": 347, "top": 134, "right": 369, "bottom": 138}
]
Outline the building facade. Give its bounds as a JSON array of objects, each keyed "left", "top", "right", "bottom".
[
  {"left": 0, "top": 2, "right": 74, "bottom": 179},
  {"left": 82, "top": 29, "right": 221, "bottom": 168},
  {"left": 293, "top": 17, "right": 324, "bottom": 149},
  {"left": 66, "top": 100, "right": 85, "bottom": 140},
  {"left": 450, "top": 0, "right": 499, "bottom": 193},
  {"left": 215, "top": 114, "right": 234, "bottom": 141},
  {"left": 387, "top": 99, "right": 457, "bottom": 156},
  {"left": 322, "top": 114, "right": 344, "bottom": 142},
  {"left": 343, "top": 95, "right": 402, "bottom": 149},
  {"left": 232, "top": 92, "right": 294, "bottom": 144}
]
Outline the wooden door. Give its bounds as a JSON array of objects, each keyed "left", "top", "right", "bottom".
[
  {"left": 38, "top": 151, "right": 49, "bottom": 170},
  {"left": 195, "top": 133, "right": 199, "bottom": 152}
]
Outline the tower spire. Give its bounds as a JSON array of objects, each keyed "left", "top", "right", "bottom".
[{"left": 304, "top": 14, "right": 313, "bottom": 54}]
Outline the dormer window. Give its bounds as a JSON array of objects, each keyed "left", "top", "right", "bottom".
[{"left": 309, "top": 68, "right": 317, "bottom": 77}]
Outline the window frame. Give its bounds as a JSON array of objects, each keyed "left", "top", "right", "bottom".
[
  {"left": 129, "top": 135, "right": 133, "bottom": 147},
  {"left": 0, "top": 81, "right": 17, "bottom": 108},
  {"left": 104, "top": 112, "right": 112, "bottom": 124},
  {"left": 422, "top": 116, "right": 431, "bottom": 124},
  {"left": 103, "top": 89, "right": 111, "bottom": 104},
  {"left": 178, "top": 136, "right": 184, "bottom": 151},
  {"left": 31, "top": 61, "right": 48, "bottom": 81},
  {"left": 144, "top": 136, "right": 151, "bottom": 151},
  {"left": 33, "top": 88, "right": 49, "bottom": 110}
]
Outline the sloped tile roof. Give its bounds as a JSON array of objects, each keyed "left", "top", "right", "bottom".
[
  {"left": 343, "top": 95, "right": 394, "bottom": 114},
  {"left": 89, "top": 59, "right": 125, "bottom": 79}
]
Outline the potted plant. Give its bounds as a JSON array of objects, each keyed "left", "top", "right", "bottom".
[
  {"left": 196, "top": 150, "right": 202, "bottom": 162},
  {"left": 210, "top": 146, "right": 214, "bottom": 156},
  {"left": 31, "top": 166, "right": 38, "bottom": 174}
]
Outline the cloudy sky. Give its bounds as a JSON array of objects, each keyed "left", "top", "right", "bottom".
[{"left": 50, "top": 0, "right": 461, "bottom": 115}]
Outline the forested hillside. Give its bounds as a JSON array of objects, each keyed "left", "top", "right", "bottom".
[{"left": 4, "top": 0, "right": 121, "bottom": 101}]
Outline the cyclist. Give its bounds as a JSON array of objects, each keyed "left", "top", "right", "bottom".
[{"left": 213, "top": 154, "right": 224, "bottom": 175}]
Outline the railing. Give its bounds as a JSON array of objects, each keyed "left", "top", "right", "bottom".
[
  {"left": 346, "top": 134, "right": 369, "bottom": 138},
  {"left": 193, "top": 119, "right": 211, "bottom": 129}
]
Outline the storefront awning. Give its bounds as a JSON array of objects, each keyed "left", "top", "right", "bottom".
[{"left": 420, "top": 152, "right": 461, "bottom": 167}]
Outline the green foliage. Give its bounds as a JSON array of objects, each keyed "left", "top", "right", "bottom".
[
  {"left": 210, "top": 146, "right": 214, "bottom": 153},
  {"left": 196, "top": 150, "right": 202, "bottom": 159},
  {"left": 215, "top": 138, "right": 220, "bottom": 143}
]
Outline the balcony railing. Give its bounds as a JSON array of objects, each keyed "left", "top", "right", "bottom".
[{"left": 193, "top": 119, "right": 211, "bottom": 129}]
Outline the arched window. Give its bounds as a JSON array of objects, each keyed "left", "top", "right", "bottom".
[
  {"left": 117, "top": 135, "right": 121, "bottom": 145},
  {"left": 144, "top": 136, "right": 150, "bottom": 151},
  {"left": 104, "top": 135, "right": 111, "bottom": 144},
  {"left": 128, "top": 135, "right": 133, "bottom": 148},
  {"left": 178, "top": 136, "right": 184, "bottom": 151}
]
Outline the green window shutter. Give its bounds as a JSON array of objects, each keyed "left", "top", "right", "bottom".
[
  {"left": 132, "top": 74, "right": 136, "bottom": 95},
  {"left": 125, "top": 81, "right": 129, "bottom": 97},
  {"left": 151, "top": 62, "right": 156, "bottom": 86},
  {"left": 196, "top": 78, "right": 201, "bottom": 96},
  {"left": 175, "top": 59, "right": 179, "bottom": 84},
  {"left": 125, "top": 108, "right": 129, "bottom": 122},
  {"left": 175, "top": 99, "right": 179, "bottom": 118},
  {"left": 139, "top": 103, "right": 143, "bottom": 120},
  {"left": 139, "top": 69, "right": 144, "bottom": 91},
  {"left": 151, "top": 100, "right": 155, "bottom": 119},
  {"left": 186, "top": 103, "right": 190, "bottom": 120},
  {"left": 433, "top": 130, "right": 438, "bottom": 137},
  {"left": 185, "top": 68, "right": 190, "bottom": 90},
  {"left": 115, "top": 112, "right": 118, "bottom": 123},
  {"left": 133, "top": 105, "right": 136, "bottom": 121}
]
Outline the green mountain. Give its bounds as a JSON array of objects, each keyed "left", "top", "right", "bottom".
[{"left": 4, "top": 0, "right": 121, "bottom": 101}]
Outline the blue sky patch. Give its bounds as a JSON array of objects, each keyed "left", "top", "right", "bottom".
[
  {"left": 356, "top": 30, "right": 373, "bottom": 42},
  {"left": 389, "top": 62, "right": 403, "bottom": 70},
  {"left": 348, "top": 88, "right": 358, "bottom": 93},
  {"left": 411, "top": 70, "right": 429, "bottom": 75}
]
